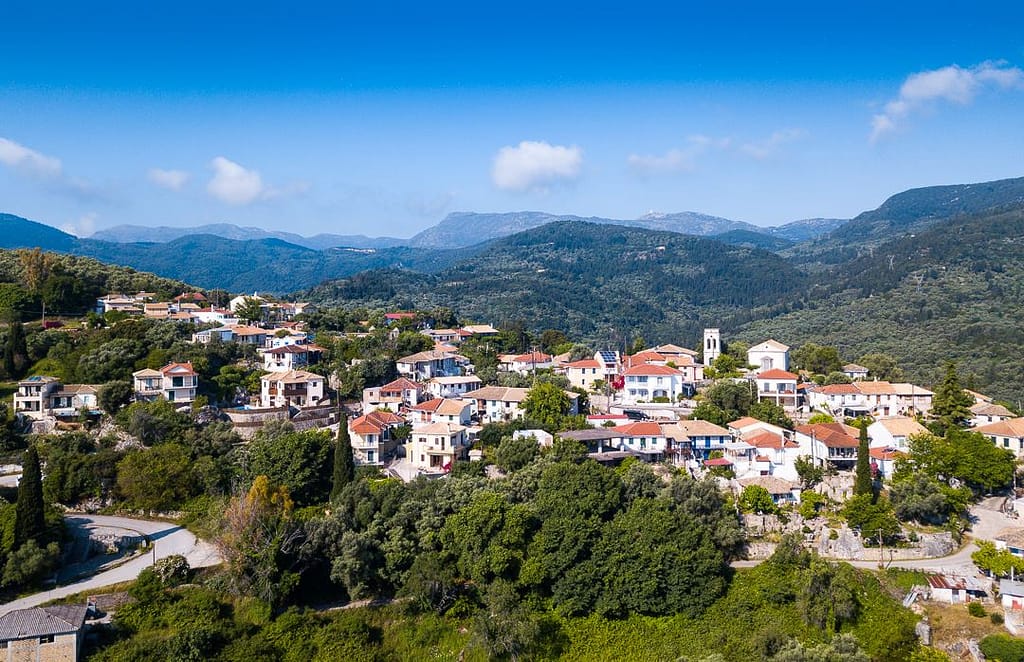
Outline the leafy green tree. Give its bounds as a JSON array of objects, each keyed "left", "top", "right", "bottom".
[
  {"left": 331, "top": 415, "right": 355, "bottom": 501},
  {"left": 798, "top": 490, "right": 827, "bottom": 519},
  {"left": 393, "top": 331, "right": 433, "bottom": 356},
  {"left": 808, "top": 412, "right": 836, "bottom": 425},
  {"left": 116, "top": 444, "right": 197, "bottom": 512},
  {"left": 749, "top": 399, "right": 794, "bottom": 430},
  {"left": 235, "top": 297, "right": 265, "bottom": 325},
  {"left": 791, "top": 343, "right": 843, "bottom": 376},
  {"left": 245, "top": 423, "right": 333, "bottom": 506},
  {"left": 690, "top": 400, "right": 729, "bottom": 426},
  {"left": 472, "top": 580, "right": 542, "bottom": 662},
  {"left": 97, "top": 380, "right": 133, "bottom": 415},
  {"left": 854, "top": 423, "right": 872, "bottom": 497},
  {"left": 2, "top": 539, "right": 59, "bottom": 588},
  {"left": 739, "top": 485, "right": 776, "bottom": 514},
  {"left": 14, "top": 445, "right": 46, "bottom": 547},
  {"left": 890, "top": 474, "right": 968, "bottom": 525},
  {"left": 898, "top": 429, "right": 1014, "bottom": 495},
  {"left": 972, "top": 540, "right": 1024, "bottom": 578},
  {"left": 495, "top": 434, "right": 540, "bottom": 473},
  {"left": 824, "top": 371, "right": 852, "bottom": 385},
  {"left": 521, "top": 382, "right": 572, "bottom": 432},
  {"left": 800, "top": 558, "right": 859, "bottom": 635},
  {"left": 930, "top": 362, "right": 974, "bottom": 432},
  {"left": 795, "top": 456, "right": 825, "bottom": 489},
  {"left": 116, "top": 399, "right": 192, "bottom": 446},
  {"left": 858, "top": 353, "right": 904, "bottom": 382},
  {"left": 441, "top": 491, "right": 532, "bottom": 585},
  {"left": 843, "top": 494, "right": 900, "bottom": 545},
  {"left": 701, "top": 380, "right": 753, "bottom": 422}
]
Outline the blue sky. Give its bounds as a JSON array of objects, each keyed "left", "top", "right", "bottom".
[{"left": 1, "top": 1, "right": 1023, "bottom": 238}]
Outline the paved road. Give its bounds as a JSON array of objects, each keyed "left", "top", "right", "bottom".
[{"left": 0, "top": 514, "right": 221, "bottom": 616}]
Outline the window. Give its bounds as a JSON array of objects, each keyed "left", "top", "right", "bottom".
[{"left": 40, "top": 635, "right": 55, "bottom": 644}]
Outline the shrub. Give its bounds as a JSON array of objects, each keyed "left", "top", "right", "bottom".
[
  {"left": 991, "top": 611, "right": 1005, "bottom": 625},
  {"left": 980, "top": 633, "right": 1024, "bottom": 662},
  {"left": 968, "top": 601, "right": 986, "bottom": 617}
]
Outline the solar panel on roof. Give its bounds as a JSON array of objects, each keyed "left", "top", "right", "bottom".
[{"left": 598, "top": 350, "right": 617, "bottom": 364}]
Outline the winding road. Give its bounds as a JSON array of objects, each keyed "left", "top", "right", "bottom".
[{"left": 0, "top": 514, "right": 221, "bottom": 617}]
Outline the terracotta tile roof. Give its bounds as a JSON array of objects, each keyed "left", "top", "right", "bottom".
[
  {"left": 414, "top": 422, "right": 466, "bottom": 435},
  {"left": 746, "top": 431, "right": 796, "bottom": 449},
  {"left": 757, "top": 369, "right": 798, "bottom": 380},
  {"left": 261, "top": 369, "right": 322, "bottom": 383},
  {"left": 464, "top": 386, "right": 530, "bottom": 402},
  {"left": 971, "top": 402, "right": 1015, "bottom": 418},
  {"left": 819, "top": 383, "right": 860, "bottom": 395},
  {"left": 623, "top": 364, "right": 681, "bottom": 376},
  {"left": 704, "top": 457, "right": 733, "bottom": 466},
  {"left": 977, "top": 418, "right": 1024, "bottom": 438},
  {"left": 382, "top": 377, "right": 423, "bottom": 392},
  {"left": 843, "top": 363, "right": 868, "bottom": 373},
  {"left": 995, "top": 527, "right": 1024, "bottom": 548},
  {"left": 875, "top": 417, "right": 928, "bottom": 436},
  {"left": 398, "top": 350, "right": 457, "bottom": 363},
  {"left": 350, "top": 410, "right": 405, "bottom": 434},
  {"left": 728, "top": 416, "right": 761, "bottom": 430},
  {"left": 511, "top": 351, "right": 552, "bottom": 363},
  {"left": 851, "top": 380, "right": 895, "bottom": 395},
  {"left": 651, "top": 344, "right": 697, "bottom": 356},
  {"left": 672, "top": 419, "right": 732, "bottom": 437},
  {"left": 161, "top": 362, "right": 196, "bottom": 376},
  {"left": 870, "top": 447, "right": 906, "bottom": 461},
  {"left": 796, "top": 423, "right": 860, "bottom": 448},
  {"left": 613, "top": 422, "right": 663, "bottom": 436},
  {"left": 566, "top": 359, "right": 601, "bottom": 369},
  {"left": 738, "top": 476, "right": 794, "bottom": 494}
]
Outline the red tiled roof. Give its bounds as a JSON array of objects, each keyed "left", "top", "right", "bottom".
[
  {"left": 796, "top": 423, "right": 860, "bottom": 448},
  {"left": 613, "top": 422, "right": 663, "bottom": 436},
  {"left": 381, "top": 377, "right": 423, "bottom": 392},
  {"left": 511, "top": 351, "right": 552, "bottom": 363},
  {"left": 160, "top": 361, "right": 195, "bottom": 376},
  {"left": 623, "top": 364, "right": 681, "bottom": 376},
  {"left": 819, "top": 383, "right": 859, "bottom": 395},
  {"left": 757, "top": 369, "right": 799, "bottom": 380},
  {"left": 704, "top": 457, "right": 733, "bottom": 466},
  {"left": 350, "top": 410, "right": 405, "bottom": 434},
  {"left": 977, "top": 418, "right": 1024, "bottom": 438},
  {"left": 566, "top": 359, "right": 601, "bottom": 369},
  {"left": 411, "top": 398, "right": 444, "bottom": 412},
  {"left": 870, "top": 447, "right": 906, "bottom": 461}
]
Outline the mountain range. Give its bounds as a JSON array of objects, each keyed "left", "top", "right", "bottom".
[{"left": 89, "top": 210, "right": 848, "bottom": 250}]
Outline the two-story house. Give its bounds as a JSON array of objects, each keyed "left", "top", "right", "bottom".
[
  {"left": 754, "top": 369, "right": 800, "bottom": 410},
  {"left": 131, "top": 363, "right": 197, "bottom": 404},
  {"left": 349, "top": 410, "right": 406, "bottom": 466},
  {"left": 396, "top": 350, "right": 461, "bottom": 381},
  {"left": 13, "top": 376, "right": 62, "bottom": 420},
  {"left": 977, "top": 418, "right": 1024, "bottom": 455},
  {"left": 409, "top": 398, "right": 473, "bottom": 426},
  {"left": 260, "top": 370, "right": 325, "bottom": 408},
  {"left": 608, "top": 421, "right": 669, "bottom": 461},
  {"left": 664, "top": 419, "right": 734, "bottom": 463},
  {"left": 499, "top": 351, "right": 553, "bottom": 375},
  {"left": 621, "top": 364, "right": 687, "bottom": 403},
  {"left": 261, "top": 344, "right": 324, "bottom": 371},
  {"left": 867, "top": 417, "right": 928, "bottom": 451},
  {"left": 794, "top": 422, "right": 860, "bottom": 470},
  {"left": 406, "top": 422, "right": 469, "bottom": 473},
  {"left": 564, "top": 359, "right": 604, "bottom": 391}
]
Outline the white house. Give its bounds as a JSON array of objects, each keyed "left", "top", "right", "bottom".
[
  {"left": 971, "top": 402, "right": 1016, "bottom": 427},
  {"left": 427, "top": 375, "right": 483, "bottom": 399},
  {"left": 261, "top": 344, "right": 324, "bottom": 371},
  {"left": 867, "top": 417, "right": 928, "bottom": 451},
  {"left": 754, "top": 369, "right": 800, "bottom": 410},
  {"left": 44, "top": 384, "right": 99, "bottom": 418},
  {"left": 132, "top": 363, "right": 197, "bottom": 405},
  {"left": 396, "top": 350, "right": 461, "bottom": 381},
  {"left": 408, "top": 398, "right": 472, "bottom": 426},
  {"left": 463, "top": 386, "right": 530, "bottom": 423},
  {"left": 260, "top": 370, "right": 325, "bottom": 408},
  {"left": 869, "top": 447, "right": 905, "bottom": 480},
  {"left": 926, "top": 574, "right": 987, "bottom": 604},
  {"left": 621, "top": 364, "right": 687, "bottom": 403},
  {"left": 977, "top": 418, "right": 1024, "bottom": 455},
  {"left": 747, "top": 339, "right": 790, "bottom": 372},
  {"left": 793, "top": 422, "right": 861, "bottom": 470},
  {"left": 13, "top": 376, "right": 62, "bottom": 420},
  {"left": 349, "top": 410, "right": 406, "bottom": 466},
  {"left": 499, "top": 351, "right": 553, "bottom": 375},
  {"left": 362, "top": 377, "right": 426, "bottom": 412},
  {"left": 406, "top": 423, "right": 469, "bottom": 473},
  {"left": 842, "top": 363, "right": 870, "bottom": 381},
  {"left": 608, "top": 422, "right": 670, "bottom": 462},
  {"left": 564, "top": 359, "right": 604, "bottom": 391},
  {"left": 513, "top": 429, "right": 554, "bottom": 447},
  {"left": 664, "top": 419, "right": 734, "bottom": 463}
]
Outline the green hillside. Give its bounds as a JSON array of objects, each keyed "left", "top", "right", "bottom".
[
  {"left": 739, "top": 204, "right": 1024, "bottom": 401},
  {"left": 306, "top": 221, "right": 808, "bottom": 345}
]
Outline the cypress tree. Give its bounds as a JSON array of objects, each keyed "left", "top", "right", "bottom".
[
  {"left": 14, "top": 445, "right": 46, "bottom": 546},
  {"left": 331, "top": 414, "right": 355, "bottom": 500},
  {"left": 854, "top": 422, "right": 872, "bottom": 497},
  {"left": 3, "top": 321, "right": 27, "bottom": 379}
]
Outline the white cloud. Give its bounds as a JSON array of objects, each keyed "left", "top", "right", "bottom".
[
  {"left": 871, "top": 60, "right": 1024, "bottom": 142},
  {"left": 492, "top": 141, "right": 582, "bottom": 192},
  {"left": 207, "top": 156, "right": 265, "bottom": 205},
  {"left": 739, "top": 128, "right": 805, "bottom": 160},
  {"left": 0, "top": 136, "right": 62, "bottom": 177},
  {"left": 60, "top": 212, "right": 97, "bottom": 237},
  {"left": 148, "top": 168, "right": 191, "bottom": 191},
  {"left": 627, "top": 135, "right": 735, "bottom": 174}
]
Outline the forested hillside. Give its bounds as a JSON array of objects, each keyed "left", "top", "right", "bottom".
[
  {"left": 306, "top": 221, "right": 807, "bottom": 345},
  {"left": 739, "top": 205, "right": 1024, "bottom": 401}
]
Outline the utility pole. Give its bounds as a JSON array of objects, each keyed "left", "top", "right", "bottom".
[{"left": 878, "top": 528, "right": 884, "bottom": 566}]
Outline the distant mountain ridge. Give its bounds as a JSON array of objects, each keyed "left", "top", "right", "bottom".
[{"left": 91, "top": 223, "right": 405, "bottom": 250}]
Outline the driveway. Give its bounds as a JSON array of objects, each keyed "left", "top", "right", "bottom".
[{"left": 0, "top": 514, "right": 221, "bottom": 616}]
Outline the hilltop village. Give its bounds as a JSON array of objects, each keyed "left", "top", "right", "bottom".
[{"left": 3, "top": 287, "right": 1024, "bottom": 660}]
